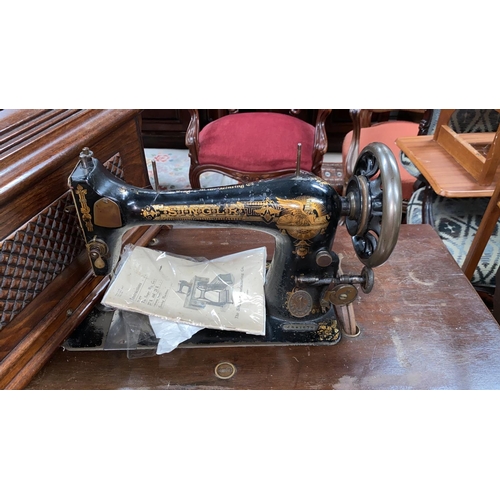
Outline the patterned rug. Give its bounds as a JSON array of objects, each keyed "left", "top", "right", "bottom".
[
  {"left": 144, "top": 148, "right": 238, "bottom": 190},
  {"left": 407, "top": 187, "right": 499, "bottom": 286}
]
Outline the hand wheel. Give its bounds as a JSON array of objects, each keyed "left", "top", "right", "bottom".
[{"left": 344, "top": 142, "right": 402, "bottom": 268}]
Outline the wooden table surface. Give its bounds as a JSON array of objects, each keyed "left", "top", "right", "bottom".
[
  {"left": 26, "top": 224, "right": 500, "bottom": 390},
  {"left": 396, "top": 135, "right": 499, "bottom": 197}
]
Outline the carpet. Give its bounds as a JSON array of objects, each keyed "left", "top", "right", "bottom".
[
  {"left": 144, "top": 148, "right": 238, "bottom": 190},
  {"left": 407, "top": 187, "right": 499, "bottom": 286}
]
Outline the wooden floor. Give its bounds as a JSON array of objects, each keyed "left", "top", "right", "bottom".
[{"left": 26, "top": 224, "right": 500, "bottom": 390}]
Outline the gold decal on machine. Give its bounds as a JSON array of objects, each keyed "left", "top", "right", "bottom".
[
  {"left": 76, "top": 185, "right": 93, "bottom": 231},
  {"left": 294, "top": 240, "right": 311, "bottom": 258},
  {"left": 274, "top": 197, "right": 330, "bottom": 240},
  {"left": 140, "top": 197, "right": 331, "bottom": 256},
  {"left": 316, "top": 321, "right": 340, "bottom": 342}
]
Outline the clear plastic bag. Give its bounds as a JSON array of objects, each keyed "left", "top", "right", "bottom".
[
  {"left": 103, "top": 309, "right": 203, "bottom": 357},
  {"left": 101, "top": 245, "right": 267, "bottom": 336},
  {"left": 105, "top": 310, "right": 158, "bottom": 358},
  {"left": 149, "top": 317, "right": 203, "bottom": 354}
]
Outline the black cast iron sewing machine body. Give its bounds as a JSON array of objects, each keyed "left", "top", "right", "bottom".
[{"left": 68, "top": 143, "right": 402, "bottom": 344}]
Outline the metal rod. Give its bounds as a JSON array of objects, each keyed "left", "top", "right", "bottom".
[
  {"left": 295, "top": 274, "right": 366, "bottom": 286},
  {"left": 79, "top": 147, "right": 94, "bottom": 169},
  {"left": 152, "top": 160, "right": 160, "bottom": 192},
  {"left": 295, "top": 143, "right": 302, "bottom": 176}
]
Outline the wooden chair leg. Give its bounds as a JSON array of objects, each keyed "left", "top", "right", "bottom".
[{"left": 462, "top": 181, "right": 500, "bottom": 280}]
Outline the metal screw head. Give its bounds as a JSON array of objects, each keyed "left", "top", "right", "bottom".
[{"left": 327, "top": 284, "right": 358, "bottom": 306}]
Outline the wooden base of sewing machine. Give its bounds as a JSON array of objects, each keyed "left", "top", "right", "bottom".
[{"left": 27, "top": 224, "right": 500, "bottom": 389}]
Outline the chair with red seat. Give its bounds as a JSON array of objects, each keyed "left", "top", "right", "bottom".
[
  {"left": 185, "top": 109, "right": 332, "bottom": 189},
  {"left": 342, "top": 109, "right": 425, "bottom": 205}
]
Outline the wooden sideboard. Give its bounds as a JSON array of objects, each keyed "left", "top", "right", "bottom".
[
  {"left": 141, "top": 109, "right": 353, "bottom": 151},
  {"left": 140, "top": 110, "right": 425, "bottom": 152},
  {"left": 141, "top": 109, "right": 214, "bottom": 149},
  {"left": 0, "top": 109, "right": 153, "bottom": 389}
]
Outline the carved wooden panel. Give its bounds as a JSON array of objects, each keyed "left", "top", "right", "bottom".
[
  {"left": 0, "top": 152, "right": 124, "bottom": 332},
  {"left": 0, "top": 192, "right": 84, "bottom": 330},
  {"left": 104, "top": 151, "right": 125, "bottom": 180},
  {"left": 0, "top": 110, "right": 149, "bottom": 389}
]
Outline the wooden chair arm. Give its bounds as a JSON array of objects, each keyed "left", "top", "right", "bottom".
[
  {"left": 345, "top": 109, "right": 362, "bottom": 180},
  {"left": 312, "top": 109, "right": 332, "bottom": 174},
  {"left": 185, "top": 109, "right": 200, "bottom": 166},
  {"left": 345, "top": 109, "right": 377, "bottom": 178}
]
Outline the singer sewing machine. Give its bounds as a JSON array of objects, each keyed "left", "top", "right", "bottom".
[{"left": 68, "top": 143, "right": 402, "bottom": 345}]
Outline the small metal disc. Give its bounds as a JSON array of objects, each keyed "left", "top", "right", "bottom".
[
  {"left": 215, "top": 362, "right": 236, "bottom": 380},
  {"left": 288, "top": 290, "right": 313, "bottom": 318},
  {"left": 328, "top": 284, "right": 358, "bottom": 305},
  {"left": 361, "top": 266, "right": 375, "bottom": 294}
]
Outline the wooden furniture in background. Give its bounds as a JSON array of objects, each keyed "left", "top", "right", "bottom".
[
  {"left": 141, "top": 110, "right": 218, "bottom": 149},
  {"left": 461, "top": 179, "right": 500, "bottom": 280},
  {"left": 431, "top": 109, "right": 500, "bottom": 280},
  {"left": 397, "top": 109, "right": 500, "bottom": 282},
  {"left": 343, "top": 109, "right": 426, "bottom": 203},
  {"left": 185, "top": 109, "right": 332, "bottom": 188},
  {"left": 0, "top": 109, "right": 153, "bottom": 389},
  {"left": 140, "top": 110, "right": 427, "bottom": 153},
  {"left": 26, "top": 224, "right": 500, "bottom": 390},
  {"left": 432, "top": 109, "right": 500, "bottom": 186},
  {"left": 397, "top": 110, "right": 500, "bottom": 198}
]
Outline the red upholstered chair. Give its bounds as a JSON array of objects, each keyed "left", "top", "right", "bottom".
[
  {"left": 342, "top": 109, "right": 425, "bottom": 204},
  {"left": 185, "top": 110, "right": 332, "bottom": 188}
]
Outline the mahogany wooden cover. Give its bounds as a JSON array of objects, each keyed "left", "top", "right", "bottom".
[{"left": 0, "top": 109, "right": 150, "bottom": 389}]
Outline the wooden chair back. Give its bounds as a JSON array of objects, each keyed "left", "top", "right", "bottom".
[{"left": 345, "top": 109, "right": 426, "bottom": 179}]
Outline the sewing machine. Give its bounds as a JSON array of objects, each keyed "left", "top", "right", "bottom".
[{"left": 68, "top": 143, "right": 402, "bottom": 345}]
